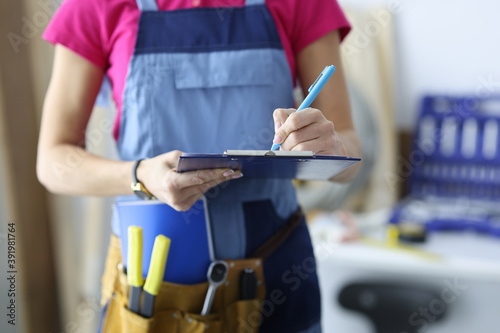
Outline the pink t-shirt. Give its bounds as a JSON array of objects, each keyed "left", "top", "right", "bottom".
[{"left": 43, "top": 0, "right": 350, "bottom": 139}]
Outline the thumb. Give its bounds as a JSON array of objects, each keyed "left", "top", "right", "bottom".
[{"left": 165, "top": 150, "right": 183, "bottom": 169}]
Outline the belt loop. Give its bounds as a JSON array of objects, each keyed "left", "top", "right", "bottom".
[
  {"left": 136, "top": 0, "right": 159, "bottom": 11},
  {"left": 245, "top": 0, "right": 265, "bottom": 6}
]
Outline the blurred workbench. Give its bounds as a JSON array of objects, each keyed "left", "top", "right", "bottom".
[{"left": 309, "top": 208, "right": 500, "bottom": 333}]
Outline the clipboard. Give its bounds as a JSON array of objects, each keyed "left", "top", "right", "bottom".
[{"left": 177, "top": 150, "right": 361, "bottom": 180}]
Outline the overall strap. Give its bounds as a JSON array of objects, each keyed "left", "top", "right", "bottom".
[
  {"left": 245, "top": 0, "right": 265, "bottom": 6},
  {"left": 137, "top": 0, "right": 265, "bottom": 10},
  {"left": 249, "top": 208, "right": 303, "bottom": 260},
  {"left": 136, "top": 0, "right": 158, "bottom": 11}
]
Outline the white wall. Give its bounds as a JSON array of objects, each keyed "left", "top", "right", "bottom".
[{"left": 340, "top": 0, "right": 500, "bottom": 129}]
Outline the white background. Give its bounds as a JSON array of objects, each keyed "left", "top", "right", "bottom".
[{"left": 340, "top": 0, "right": 500, "bottom": 129}]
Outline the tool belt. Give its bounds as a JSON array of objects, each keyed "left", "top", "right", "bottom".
[{"left": 99, "top": 209, "right": 304, "bottom": 332}]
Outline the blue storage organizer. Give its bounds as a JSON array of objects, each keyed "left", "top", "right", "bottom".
[{"left": 390, "top": 96, "right": 500, "bottom": 238}]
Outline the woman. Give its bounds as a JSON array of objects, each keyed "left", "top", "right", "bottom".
[{"left": 37, "top": 0, "right": 361, "bottom": 331}]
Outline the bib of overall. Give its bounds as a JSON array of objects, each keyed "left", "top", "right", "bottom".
[{"left": 105, "top": 0, "right": 322, "bottom": 331}]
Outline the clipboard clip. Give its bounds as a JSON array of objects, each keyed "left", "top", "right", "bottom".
[{"left": 225, "top": 150, "right": 315, "bottom": 157}]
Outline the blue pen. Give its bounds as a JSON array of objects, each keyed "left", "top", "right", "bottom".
[{"left": 270, "top": 65, "right": 336, "bottom": 151}]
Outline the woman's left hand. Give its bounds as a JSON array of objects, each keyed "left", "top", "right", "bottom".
[{"left": 273, "top": 108, "right": 347, "bottom": 156}]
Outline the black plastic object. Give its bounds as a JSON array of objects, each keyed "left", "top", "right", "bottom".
[
  {"left": 398, "top": 223, "right": 427, "bottom": 243},
  {"left": 338, "top": 282, "right": 446, "bottom": 333},
  {"left": 139, "top": 292, "right": 155, "bottom": 318},
  {"left": 240, "top": 268, "right": 258, "bottom": 300}
]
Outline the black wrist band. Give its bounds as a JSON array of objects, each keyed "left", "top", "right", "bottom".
[{"left": 132, "top": 159, "right": 144, "bottom": 184}]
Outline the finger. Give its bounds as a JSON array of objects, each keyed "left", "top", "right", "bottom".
[
  {"left": 287, "top": 138, "right": 328, "bottom": 153},
  {"left": 289, "top": 136, "right": 342, "bottom": 155},
  {"left": 272, "top": 108, "right": 295, "bottom": 132},
  {"left": 165, "top": 169, "right": 242, "bottom": 205},
  {"left": 273, "top": 108, "right": 325, "bottom": 146},
  {"left": 171, "top": 193, "right": 203, "bottom": 212},
  {"left": 172, "top": 168, "right": 236, "bottom": 189},
  {"left": 280, "top": 122, "right": 323, "bottom": 152},
  {"left": 178, "top": 172, "right": 240, "bottom": 202}
]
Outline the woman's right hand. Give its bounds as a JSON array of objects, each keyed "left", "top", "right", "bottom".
[{"left": 137, "top": 150, "right": 243, "bottom": 211}]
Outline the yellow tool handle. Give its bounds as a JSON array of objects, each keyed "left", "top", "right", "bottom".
[
  {"left": 127, "top": 226, "right": 144, "bottom": 288},
  {"left": 360, "top": 236, "right": 442, "bottom": 262},
  {"left": 143, "top": 235, "right": 171, "bottom": 296}
]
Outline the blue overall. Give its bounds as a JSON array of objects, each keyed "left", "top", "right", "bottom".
[{"left": 113, "top": 0, "right": 322, "bottom": 331}]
